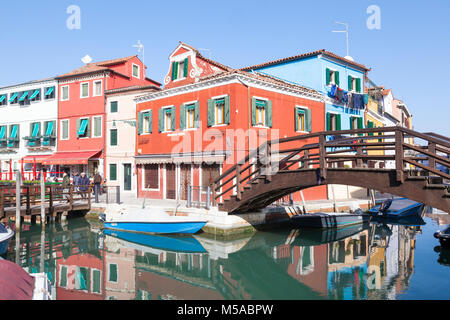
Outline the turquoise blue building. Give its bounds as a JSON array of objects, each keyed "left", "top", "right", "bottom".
[{"left": 241, "top": 50, "right": 370, "bottom": 135}]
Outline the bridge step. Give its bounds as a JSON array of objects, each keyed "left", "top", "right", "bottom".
[
  {"left": 425, "top": 184, "right": 447, "bottom": 189},
  {"left": 406, "top": 175, "right": 428, "bottom": 181},
  {"left": 428, "top": 176, "right": 444, "bottom": 184}
]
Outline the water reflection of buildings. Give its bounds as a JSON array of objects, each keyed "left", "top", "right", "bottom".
[{"left": 269, "top": 224, "right": 420, "bottom": 300}]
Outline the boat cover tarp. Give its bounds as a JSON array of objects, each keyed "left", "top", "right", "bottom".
[{"left": 0, "top": 260, "right": 35, "bottom": 300}]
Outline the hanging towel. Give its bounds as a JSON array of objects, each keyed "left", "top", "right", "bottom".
[
  {"left": 363, "top": 94, "right": 369, "bottom": 105},
  {"left": 342, "top": 91, "right": 348, "bottom": 104},
  {"left": 336, "top": 88, "right": 344, "bottom": 102},
  {"left": 329, "top": 84, "right": 337, "bottom": 98},
  {"left": 354, "top": 94, "right": 361, "bottom": 109},
  {"left": 347, "top": 92, "right": 353, "bottom": 108}
]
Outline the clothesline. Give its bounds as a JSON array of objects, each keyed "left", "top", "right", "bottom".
[{"left": 328, "top": 84, "right": 367, "bottom": 110}]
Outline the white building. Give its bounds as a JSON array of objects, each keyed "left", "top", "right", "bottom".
[
  {"left": 0, "top": 78, "right": 58, "bottom": 180},
  {"left": 105, "top": 85, "right": 160, "bottom": 195}
]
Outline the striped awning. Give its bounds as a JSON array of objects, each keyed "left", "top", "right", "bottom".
[{"left": 135, "top": 154, "right": 226, "bottom": 165}]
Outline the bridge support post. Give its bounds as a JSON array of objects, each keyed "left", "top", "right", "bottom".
[
  {"left": 15, "top": 171, "right": 22, "bottom": 232},
  {"left": 236, "top": 164, "right": 242, "bottom": 200},
  {"left": 319, "top": 134, "right": 327, "bottom": 180},
  {"left": 428, "top": 142, "right": 436, "bottom": 172},
  {"left": 395, "top": 130, "right": 405, "bottom": 183}
]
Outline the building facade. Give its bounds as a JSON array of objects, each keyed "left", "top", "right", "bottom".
[
  {"left": 134, "top": 42, "right": 327, "bottom": 203},
  {"left": 43, "top": 55, "right": 158, "bottom": 178},
  {"left": 0, "top": 78, "right": 58, "bottom": 180},
  {"left": 105, "top": 85, "right": 161, "bottom": 195}
]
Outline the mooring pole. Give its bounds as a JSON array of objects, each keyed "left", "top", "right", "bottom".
[
  {"left": 41, "top": 170, "right": 46, "bottom": 227},
  {"left": 15, "top": 171, "right": 22, "bottom": 232}
]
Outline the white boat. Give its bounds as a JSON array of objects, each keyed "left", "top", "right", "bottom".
[
  {"left": 0, "top": 223, "right": 14, "bottom": 255},
  {"left": 290, "top": 210, "right": 370, "bottom": 229},
  {"left": 100, "top": 207, "right": 208, "bottom": 235}
]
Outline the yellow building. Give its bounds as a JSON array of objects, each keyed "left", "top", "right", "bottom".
[{"left": 365, "top": 87, "right": 386, "bottom": 162}]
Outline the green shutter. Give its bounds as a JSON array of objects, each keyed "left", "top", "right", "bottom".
[
  {"left": 251, "top": 98, "right": 257, "bottom": 126},
  {"left": 194, "top": 102, "right": 200, "bottom": 128},
  {"left": 110, "top": 129, "right": 118, "bottom": 146},
  {"left": 60, "top": 266, "right": 67, "bottom": 287},
  {"left": 171, "top": 106, "right": 176, "bottom": 131},
  {"left": 224, "top": 96, "right": 231, "bottom": 125},
  {"left": 138, "top": 112, "right": 143, "bottom": 135},
  {"left": 207, "top": 99, "right": 214, "bottom": 127},
  {"left": 348, "top": 76, "right": 353, "bottom": 91},
  {"left": 326, "top": 113, "right": 331, "bottom": 131},
  {"left": 368, "top": 120, "right": 374, "bottom": 136},
  {"left": 184, "top": 58, "right": 189, "bottom": 78},
  {"left": 87, "top": 118, "right": 91, "bottom": 137},
  {"left": 350, "top": 117, "right": 354, "bottom": 130},
  {"left": 180, "top": 104, "right": 186, "bottom": 129},
  {"left": 306, "top": 108, "right": 312, "bottom": 132},
  {"left": 159, "top": 108, "right": 164, "bottom": 132},
  {"left": 148, "top": 110, "right": 153, "bottom": 133},
  {"left": 335, "top": 71, "right": 340, "bottom": 87},
  {"left": 356, "top": 78, "right": 361, "bottom": 93},
  {"left": 326, "top": 68, "right": 330, "bottom": 85},
  {"left": 109, "top": 164, "right": 117, "bottom": 181},
  {"left": 336, "top": 114, "right": 342, "bottom": 131},
  {"left": 265, "top": 100, "right": 272, "bottom": 128},
  {"left": 111, "top": 101, "right": 118, "bottom": 113},
  {"left": 357, "top": 117, "right": 363, "bottom": 129},
  {"left": 171, "top": 62, "right": 177, "bottom": 80},
  {"left": 94, "top": 117, "right": 101, "bottom": 137}
]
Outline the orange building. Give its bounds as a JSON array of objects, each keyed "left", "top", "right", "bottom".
[{"left": 135, "top": 42, "right": 327, "bottom": 203}]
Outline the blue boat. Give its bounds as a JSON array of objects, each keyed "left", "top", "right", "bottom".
[
  {"left": 368, "top": 198, "right": 424, "bottom": 219},
  {"left": 0, "top": 223, "right": 14, "bottom": 255},
  {"left": 100, "top": 207, "right": 208, "bottom": 235},
  {"left": 103, "top": 229, "right": 207, "bottom": 253}
]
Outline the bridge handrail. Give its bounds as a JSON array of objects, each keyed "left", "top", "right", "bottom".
[{"left": 212, "top": 126, "right": 450, "bottom": 206}]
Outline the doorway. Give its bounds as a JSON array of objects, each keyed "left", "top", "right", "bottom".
[{"left": 124, "top": 164, "right": 132, "bottom": 191}]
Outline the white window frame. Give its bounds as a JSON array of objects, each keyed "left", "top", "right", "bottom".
[
  {"left": 296, "top": 106, "right": 309, "bottom": 134},
  {"left": 161, "top": 106, "right": 174, "bottom": 133},
  {"left": 60, "top": 119, "right": 70, "bottom": 140},
  {"left": 93, "top": 80, "right": 103, "bottom": 97},
  {"left": 142, "top": 164, "right": 160, "bottom": 191},
  {"left": 327, "top": 68, "right": 337, "bottom": 86},
  {"left": 61, "top": 85, "right": 70, "bottom": 101},
  {"left": 132, "top": 63, "right": 140, "bottom": 79},
  {"left": 140, "top": 109, "right": 152, "bottom": 135},
  {"left": 93, "top": 115, "right": 102, "bottom": 138},
  {"left": 80, "top": 82, "right": 90, "bottom": 99}
]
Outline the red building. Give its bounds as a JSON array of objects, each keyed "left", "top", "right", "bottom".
[
  {"left": 43, "top": 55, "right": 160, "bottom": 177},
  {"left": 135, "top": 42, "right": 327, "bottom": 202}
]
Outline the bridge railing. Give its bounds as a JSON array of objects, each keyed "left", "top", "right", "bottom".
[{"left": 212, "top": 126, "right": 450, "bottom": 206}]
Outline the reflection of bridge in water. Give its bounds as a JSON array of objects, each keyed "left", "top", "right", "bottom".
[{"left": 213, "top": 127, "right": 449, "bottom": 213}]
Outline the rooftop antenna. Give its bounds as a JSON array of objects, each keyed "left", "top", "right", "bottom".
[
  {"left": 133, "top": 40, "right": 145, "bottom": 73},
  {"left": 198, "top": 48, "right": 212, "bottom": 60},
  {"left": 81, "top": 54, "right": 93, "bottom": 64},
  {"left": 332, "top": 22, "right": 350, "bottom": 58}
]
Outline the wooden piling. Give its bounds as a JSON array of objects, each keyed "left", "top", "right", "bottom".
[
  {"left": 41, "top": 170, "right": 46, "bottom": 227},
  {"left": 15, "top": 172, "right": 22, "bottom": 232}
]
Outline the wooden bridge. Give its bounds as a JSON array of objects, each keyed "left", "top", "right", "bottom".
[
  {"left": 212, "top": 126, "right": 450, "bottom": 214},
  {"left": 0, "top": 185, "right": 92, "bottom": 225}
]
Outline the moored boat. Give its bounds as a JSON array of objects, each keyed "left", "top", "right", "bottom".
[
  {"left": 293, "top": 222, "right": 370, "bottom": 246},
  {"left": 434, "top": 225, "right": 450, "bottom": 249},
  {"left": 100, "top": 207, "right": 208, "bottom": 235},
  {"left": 0, "top": 223, "right": 14, "bottom": 255},
  {"left": 369, "top": 198, "right": 424, "bottom": 219},
  {"left": 103, "top": 229, "right": 207, "bottom": 253},
  {"left": 290, "top": 210, "right": 370, "bottom": 229}
]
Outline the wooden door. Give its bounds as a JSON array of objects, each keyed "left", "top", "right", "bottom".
[
  {"left": 166, "top": 164, "right": 176, "bottom": 199},
  {"left": 180, "top": 164, "right": 191, "bottom": 200}
]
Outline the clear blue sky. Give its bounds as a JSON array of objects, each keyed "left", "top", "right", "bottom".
[{"left": 0, "top": 0, "right": 449, "bottom": 135}]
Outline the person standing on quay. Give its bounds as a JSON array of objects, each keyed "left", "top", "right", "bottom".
[
  {"left": 79, "top": 172, "right": 90, "bottom": 198},
  {"left": 93, "top": 171, "right": 102, "bottom": 197},
  {"left": 62, "top": 172, "right": 71, "bottom": 202}
]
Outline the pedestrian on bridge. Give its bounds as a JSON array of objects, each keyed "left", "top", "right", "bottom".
[{"left": 78, "top": 172, "right": 90, "bottom": 199}]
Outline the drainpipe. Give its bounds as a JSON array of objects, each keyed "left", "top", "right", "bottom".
[{"left": 103, "top": 72, "right": 107, "bottom": 180}]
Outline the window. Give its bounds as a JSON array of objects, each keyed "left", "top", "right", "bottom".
[
  {"left": 110, "top": 101, "right": 118, "bottom": 113},
  {"left": 143, "top": 164, "right": 159, "bottom": 189},
  {"left": 28, "top": 122, "right": 41, "bottom": 147},
  {"left": 326, "top": 68, "right": 340, "bottom": 86},
  {"left": 43, "top": 121, "right": 56, "bottom": 146},
  {"left": 348, "top": 76, "right": 361, "bottom": 93},
  {"left": 61, "top": 86, "right": 69, "bottom": 101},
  {"left": 255, "top": 100, "right": 266, "bottom": 126},
  {"left": 18, "top": 91, "right": 30, "bottom": 106},
  {"left": 59, "top": 266, "right": 68, "bottom": 288},
  {"left": 216, "top": 99, "right": 225, "bottom": 125},
  {"left": 326, "top": 113, "right": 341, "bottom": 131},
  {"left": 0, "top": 125, "right": 6, "bottom": 148},
  {"left": 93, "top": 116, "right": 102, "bottom": 138},
  {"left": 77, "top": 118, "right": 90, "bottom": 138},
  {"left": 171, "top": 58, "right": 188, "bottom": 81},
  {"left": 29, "top": 89, "right": 41, "bottom": 102},
  {"left": 139, "top": 111, "right": 152, "bottom": 134},
  {"left": 110, "top": 129, "right": 118, "bottom": 146},
  {"left": 109, "top": 164, "right": 117, "bottom": 181},
  {"left": 0, "top": 94, "right": 7, "bottom": 106},
  {"left": 44, "top": 86, "right": 55, "bottom": 100},
  {"left": 180, "top": 102, "right": 199, "bottom": 130},
  {"left": 297, "top": 110, "right": 305, "bottom": 132},
  {"left": 93, "top": 80, "right": 102, "bottom": 96},
  {"left": 295, "top": 107, "right": 312, "bottom": 132},
  {"left": 186, "top": 105, "right": 195, "bottom": 129},
  {"left": 7, "top": 124, "right": 19, "bottom": 148},
  {"left": 158, "top": 107, "right": 175, "bottom": 132},
  {"left": 108, "top": 264, "right": 118, "bottom": 282},
  {"left": 75, "top": 267, "right": 90, "bottom": 291},
  {"left": 61, "top": 119, "right": 69, "bottom": 140},
  {"left": 9, "top": 92, "right": 18, "bottom": 105},
  {"left": 80, "top": 82, "right": 89, "bottom": 98},
  {"left": 132, "top": 64, "right": 140, "bottom": 78}
]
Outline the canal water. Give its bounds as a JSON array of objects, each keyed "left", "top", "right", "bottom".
[{"left": 1, "top": 213, "right": 449, "bottom": 300}]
